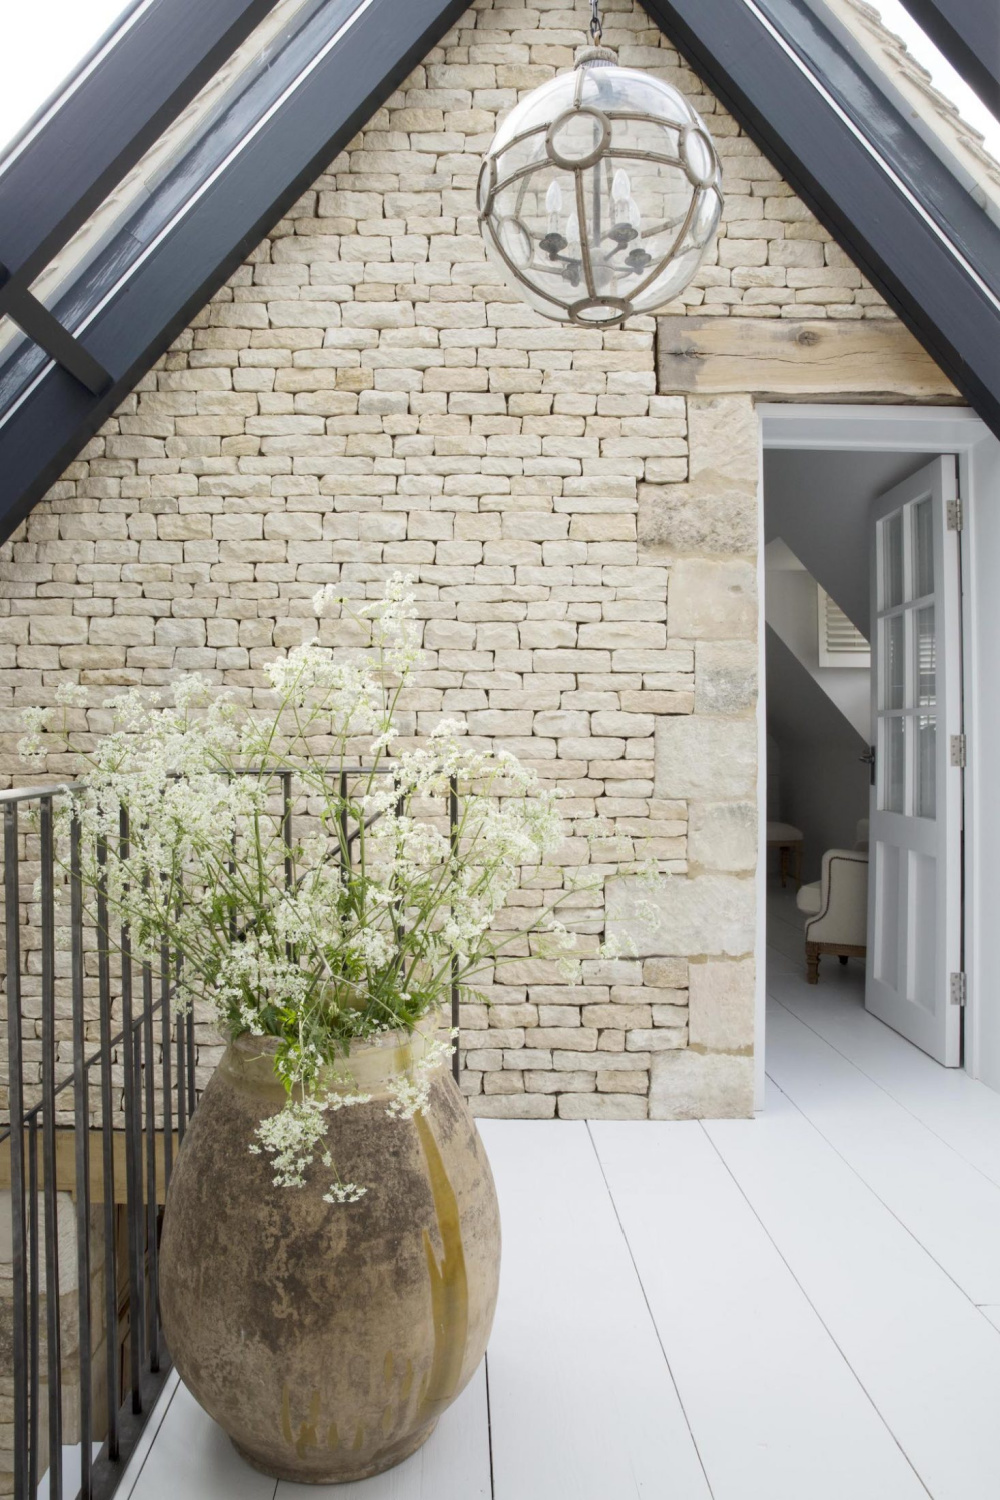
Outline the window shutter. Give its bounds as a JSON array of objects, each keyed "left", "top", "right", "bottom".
[{"left": 817, "top": 587, "right": 870, "bottom": 668}]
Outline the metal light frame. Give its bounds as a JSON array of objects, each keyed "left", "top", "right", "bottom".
[{"left": 478, "top": 32, "right": 723, "bottom": 328}]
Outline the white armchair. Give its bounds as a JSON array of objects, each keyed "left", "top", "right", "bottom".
[{"left": 795, "top": 847, "right": 869, "bottom": 983}]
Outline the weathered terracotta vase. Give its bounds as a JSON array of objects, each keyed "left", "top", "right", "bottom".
[{"left": 159, "top": 1019, "right": 501, "bottom": 1483}]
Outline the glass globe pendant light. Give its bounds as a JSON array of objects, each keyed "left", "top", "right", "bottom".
[{"left": 478, "top": 1, "right": 724, "bottom": 327}]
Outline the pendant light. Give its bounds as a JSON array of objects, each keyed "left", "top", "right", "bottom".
[{"left": 478, "top": 1, "right": 724, "bottom": 327}]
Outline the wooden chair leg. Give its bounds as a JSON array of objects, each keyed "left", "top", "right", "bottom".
[
  {"left": 780, "top": 846, "right": 788, "bottom": 888},
  {"left": 806, "top": 942, "right": 820, "bottom": 984},
  {"left": 794, "top": 842, "right": 803, "bottom": 887}
]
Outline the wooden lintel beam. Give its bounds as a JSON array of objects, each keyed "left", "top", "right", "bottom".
[{"left": 656, "top": 316, "right": 962, "bottom": 401}]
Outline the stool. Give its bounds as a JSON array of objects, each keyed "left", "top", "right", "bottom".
[{"left": 767, "top": 821, "right": 804, "bottom": 888}]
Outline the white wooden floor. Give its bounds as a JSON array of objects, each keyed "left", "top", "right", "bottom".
[{"left": 118, "top": 888, "right": 1000, "bottom": 1500}]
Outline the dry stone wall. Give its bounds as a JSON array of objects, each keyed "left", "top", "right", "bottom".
[{"left": 0, "top": 0, "right": 899, "bottom": 1120}]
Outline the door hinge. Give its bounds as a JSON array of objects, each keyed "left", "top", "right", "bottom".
[
  {"left": 947, "top": 497, "right": 963, "bottom": 531},
  {"left": 950, "top": 972, "right": 967, "bottom": 1007},
  {"left": 950, "top": 733, "right": 967, "bottom": 768}
]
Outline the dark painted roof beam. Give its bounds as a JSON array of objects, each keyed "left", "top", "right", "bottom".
[
  {"left": 899, "top": 0, "right": 1000, "bottom": 117},
  {"left": 0, "top": 0, "right": 469, "bottom": 543},
  {"left": 0, "top": 0, "right": 281, "bottom": 297},
  {"left": 640, "top": 0, "right": 1000, "bottom": 437},
  {"left": 2, "top": 290, "right": 110, "bottom": 397}
]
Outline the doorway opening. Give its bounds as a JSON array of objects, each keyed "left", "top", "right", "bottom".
[{"left": 755, "top": 405, "right": 998, "bottom": 1106}]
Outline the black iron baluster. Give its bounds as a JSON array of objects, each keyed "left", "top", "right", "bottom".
[
  {"left": 142, "top": 939, "right": 159, "bottom": 1373},
  {"left": 141, "top": 930, "right": 159, "bottom": 1374},
  {"left": 70, "top": 812, "right": 93, "bottom": 1500},
  {"left": 160, "top": 935, "right": 173, "bottom": 1191},
  {"left": 449, "top": 775, "right": 460, "bottom": 1085},
  {"left": 282, "top": 771, "right": 293, "bottom": 893},
  {"left": 339, "top": 769, "right": 349, "bottom": 884},
  {"left": 27, "top": 1114, "right": 39, "bottom": 1500},
  {"left": 39, "top": 796, "right": 63, "bottom": 1500},
  {"left": 175, "top": 890, "right": 187, "bottom": 1146},
  {"left": 3, "top": 802, "right": 29, "bottom": 1500},
  {"left": 119, "top": 807, "right": 144, "bottom": 1413},
  {"left": 95, "top": 832, "right": 118, "bottom": 1461},
  {"left": 186, "top": 1003, "right": 196, "bottom": 1120}
]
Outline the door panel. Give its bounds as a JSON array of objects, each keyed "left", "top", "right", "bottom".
[{"left": 866, "top": 457, "right": 962, "bottom": 1064}]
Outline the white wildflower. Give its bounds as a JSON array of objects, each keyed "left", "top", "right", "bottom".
[
  {"left": 385, "top": 1035, "right": 453, "bottom": 1121},
  {"left": 323, "top": 1182, "right": 367, "bottom": 1205}
]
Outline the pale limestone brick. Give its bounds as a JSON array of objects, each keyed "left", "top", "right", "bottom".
[{"left": 689, "top": 958, "right": 755, "bottom": 1052}]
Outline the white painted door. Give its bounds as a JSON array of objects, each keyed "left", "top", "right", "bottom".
[{"left": 866, "top": 456, "right": 962, "bottom": 1063}]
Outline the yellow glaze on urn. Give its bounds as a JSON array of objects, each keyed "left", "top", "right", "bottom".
[{"left": 159, "top": 1019, "right": 501, "bottom": 1483}]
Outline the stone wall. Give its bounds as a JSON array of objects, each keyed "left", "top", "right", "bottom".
[{"left": 0, "top": 0, "right": 899, "bottom": 1120}]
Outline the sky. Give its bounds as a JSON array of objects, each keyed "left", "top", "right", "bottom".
[
  {"left": 0, "top": 0, "right": 997, "bottom": 166},
  {"left": 0, "top": 0, "right": 137, "bottom": 154}
]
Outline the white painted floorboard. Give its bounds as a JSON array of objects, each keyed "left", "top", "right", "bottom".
[
  {"left": 124, "top": 906, "right": 1000, "bottom": 1499},
  {"left": 708, "top": 1082, "right": 1000, "bottom": 1500},
  {"left": 765, "top": 993, "right": 1000, "bottom": 1303},
  {"left": 125, "top": 1381, "right": 278, "bottom": 1500},
  {"left": 767, "top": 888, "right": 1000, "bottom": 1188},
  {"left": 479, "top": 1119, "right": 711, "bottom": 1500},
  {"left": 591, "top": 1120, "right": 927, "bottom": 1500}
]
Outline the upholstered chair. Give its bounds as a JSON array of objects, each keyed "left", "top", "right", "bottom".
[{"left": 795, "top": 847, "right": 869, "bottom": 983}]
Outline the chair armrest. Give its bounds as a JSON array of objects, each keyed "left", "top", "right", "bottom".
[{"left": 805, "top": 849, "right": 869, "bottom": 947}]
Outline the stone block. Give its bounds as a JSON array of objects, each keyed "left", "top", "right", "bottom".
[
  {"left": 642, "top": 956, "right": 688, "bottom": 988},
  {"left": 688, "top": 801, "right": 757, "bottom": 872},
  {"left": 638, "top": 396, "right": 757, "bottom": 555},
  {"left": 625, "top": 1029, "right": 686, "bottom": 1051},
  {"left": 655, "top": 715, "right": 756, "bottom": 800},
  {"left": 650, "top": 1049, "right": 754, "bottom": 1119},
  {"left": 668, "top": 558, "right": 757, "bottom": 640},
  {"left": 470, "top": 1095, "right": 556, "bottom": 1119},
  {"left": 689, "top": 958, "right": 756, "bottom": 1052},
  {"left": 608, "top": 872, "right": 755, "bottom": 958},
  {"left": 556, "top": 1093, "right": 648, "bottom": 1120},
  {"left": 695, "top": 640, "right": 759, "bottom": 714}
]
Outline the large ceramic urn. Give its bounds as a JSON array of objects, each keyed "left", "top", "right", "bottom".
[{"left": 159, "top": 1019, "right": 501, "bottom": 1483}]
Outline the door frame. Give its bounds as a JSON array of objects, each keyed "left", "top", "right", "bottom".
[{"left": 756, "top": 404, "right": 995, "bottom": 1107}]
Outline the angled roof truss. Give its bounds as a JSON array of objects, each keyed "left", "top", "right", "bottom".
[
  {"left": 899, "top": 0, "right": 1000, "bottom": 116},
  {"left": 0, "top": 0, "right": 467, "bottom": 541},
  {"left": 1, "top": 0, "right": 1000, "bottom": 546}
]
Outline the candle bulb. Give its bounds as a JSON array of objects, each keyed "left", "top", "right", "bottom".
[
  {"left": 541, "top": 179, "right": 568, "bottom": 258},
  {"left": 610, "top": 168, "right": 639, "bottom": 246},
  {"left": 546, "top": 180, "right": 563, "bottom": 235}
]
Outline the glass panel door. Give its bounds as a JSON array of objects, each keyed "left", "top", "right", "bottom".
[
  {"left": 876, "top": 500, "right": 937, "bottom": 821},
  {"left": 866, "top": 455, "right": 962, "bottom": 1067}
]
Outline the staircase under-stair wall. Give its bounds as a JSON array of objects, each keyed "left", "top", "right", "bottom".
[{"left": 764, "top": 539, "right": 871, "bottom": 743}]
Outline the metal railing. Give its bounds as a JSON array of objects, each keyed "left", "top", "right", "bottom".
[
  {"left": 2, "top": 783, "right": 191, "bottom": 1500},
  {"left": 1, "top": 768, "right": 461, "bottom": 1500}
]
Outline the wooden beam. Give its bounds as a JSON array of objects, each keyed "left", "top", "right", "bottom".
[
  {"left": 0, "top": 1128, "right": 178, "bottom": 1204},
  {"left": 657, "top": 316, "right": 961, "bottom": 401}
]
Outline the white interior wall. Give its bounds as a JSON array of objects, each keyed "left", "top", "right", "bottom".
[
  {"left": 765, "top": 628, "right": 869, "bottom": 880},
  {"left": 764, "top": 448, "right": 930, "bottom": 633},
  {"left": 764, "top": 543, "right": 871, "bottom": 741}
]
